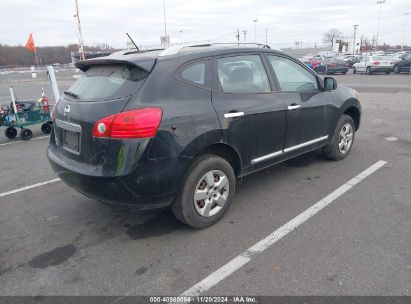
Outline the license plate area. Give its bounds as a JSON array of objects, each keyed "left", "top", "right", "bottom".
[
  {"left": 63, "top": 130, "right": 80, "bottom": 154},
  {"left": 56, "top": 119, "right": 82, "bottom": 155}
]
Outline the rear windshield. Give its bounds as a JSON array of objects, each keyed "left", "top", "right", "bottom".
[{"left": 67, "top": 64, "right": 149, "bottom": 101}]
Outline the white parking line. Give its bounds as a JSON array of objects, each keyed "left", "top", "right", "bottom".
[
  {"left": 0, "top": 178, "right": 60, "bottom": 198},
  {"left": 0, "top": 135, "right": 49, "bottom": 147},
  {"left": 181, "top": 160, "right": 387, "bottom": 297}
]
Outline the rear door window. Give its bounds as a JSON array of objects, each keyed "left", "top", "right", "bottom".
[
  {"left": 67, "top": 64, "right": 148, "bottom": 101},
  {"left": 216, "top": 55, "right": 271, "bottom": 93}
]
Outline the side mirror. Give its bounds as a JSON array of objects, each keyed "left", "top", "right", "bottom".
[{"left": 324, "top": 77, "right": 337, "bottom": 90}]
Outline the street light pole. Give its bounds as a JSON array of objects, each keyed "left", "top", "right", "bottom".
[
  {"left": 402, "top": 12, "right": 409, "bottom": 51},
  {"left": 253, "top": 19, "right": 258, "bottom": 42},
  {"left": 242, "top": 30, "right": 247, "bottom": 46},
  {"left": 353, "top": 24, "right": 359, "bottom": 54},
  {"left": 265, "top": 28, "right": 268, "bottom": 45},
  {"left": 162, "top": 0, "right": 167, "bottom": 37},
  {"left": 375, "top": 0, "right": 386, "bottom": 50},
  {"left": 74, "top": 0, "right": 85, "bottom": 61}
]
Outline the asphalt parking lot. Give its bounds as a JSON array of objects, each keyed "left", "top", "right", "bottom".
[{"left": 0, "top": 70, "right": 410, "bottom": 296}]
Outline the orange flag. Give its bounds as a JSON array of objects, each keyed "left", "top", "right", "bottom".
[{"left": 25, "top": 33, "right": 36, "bottom": 52}]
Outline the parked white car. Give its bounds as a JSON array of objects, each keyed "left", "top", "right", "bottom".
[{"left": 353, "top": 55, "right": 394, "bottom": 74}]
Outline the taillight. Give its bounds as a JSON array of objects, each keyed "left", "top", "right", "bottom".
[
  {"left": 372, "top": 61, "right": 380, "bottom": 65},
  {"left": 92, "top": 108, "right": 163, "bottom": 139}
]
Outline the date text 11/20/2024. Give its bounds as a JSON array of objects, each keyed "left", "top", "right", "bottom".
[{"left": 149, "top": 296, "right": 257, "bottom": 303}]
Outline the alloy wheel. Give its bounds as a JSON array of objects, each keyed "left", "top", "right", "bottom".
[
  {"left": 194, "top": 170, "right": 229, "bottom": 217},
  {"left": 338, "top": 123, "right": 353, "bottom": 154}
]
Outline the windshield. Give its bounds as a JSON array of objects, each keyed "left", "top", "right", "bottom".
[{"left": 67, "top": 64, "right": 149, "bottom": 101}]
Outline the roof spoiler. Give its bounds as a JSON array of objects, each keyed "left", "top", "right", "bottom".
[{"left": 75, "top": 58, "right": 156, "bottom": 72}]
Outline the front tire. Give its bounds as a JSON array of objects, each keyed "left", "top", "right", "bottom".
[
  {"left": 394, "top": 65, "right": 400, "bottom": 74},
  {"left": 366, "top": 67, "right": 372, "bottom": 75},
  {"left": 353, "top": 67, "right": 357, "bottom": 74},
  {"left": 171, "top": 154, "right": 235, "bottom": 229},
  {"left": 322, "top": 115, "right": 355, "bottom": 161}
]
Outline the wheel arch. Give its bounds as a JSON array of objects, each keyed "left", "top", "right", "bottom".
[
  {"left": 343, "top": 106, "right": 360, "bottom": 130},
  {"left": 182, "top": 142, "right": 243, "bottom": 178}
]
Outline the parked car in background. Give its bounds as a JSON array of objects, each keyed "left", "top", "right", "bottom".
[
  {"left": 48, "top": 44, "right": 361, "bottom": 228},
  {"left": 353, "top": 55, "right": 394, "bottom": 74},
  {"left": 390, "top": 53, "right": 404, "bottom": 63},
  {"left": 314, "top": 58, "right": 349, "bottom": 75},
  {"left": 338, "top": 55, "right": 360, "bottom": 68},
  {"left": 310, "top": 58, "right": 322, "bottom": 70},
  {"left": 393, "top": 53, "right": 411, "bottom": 74},
  {"left": 299, "top": 58, "right": 313, "bottom": 69}
]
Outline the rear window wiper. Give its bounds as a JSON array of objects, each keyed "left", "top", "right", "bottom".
[{"left": 63, "top": 91, "right": 80, "bottom": 99}]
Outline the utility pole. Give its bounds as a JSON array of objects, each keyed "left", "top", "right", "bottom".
[
  {"left": 265, "top": 28, "right": 268, "bottom": 45},
  {"left": 402, "top": 12, "right": 409, "bottom": 51},
  {"left": 162, "top": 0, "right": 167, "bottom": 37},
  {"left": 353, "top": 24, "right": 359, "bottom": 54},
  {"left": 236, "top": 29, "right": 240, "bottom": 46},
  {"left": 242, "top": 30, "right": 247, "bottom": 46},
  {"left": 375, "top": 0, "right": 386, "bottom": 50},
  {"left": 74, "top": 0, "right": 85, "bottom": 61},
  {"left": 360, "top": 35, "right": 363, "bottom": 52},
  {"left": 253, "top": 19, "right": 258, "bottom": 42}
]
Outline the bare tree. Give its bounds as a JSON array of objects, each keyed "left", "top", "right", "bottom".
[{"left": 322, "top": 28, "right": 343, "bottom": 49}]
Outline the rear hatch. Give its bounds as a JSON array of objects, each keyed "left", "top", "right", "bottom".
[
  {"left": 328, "top": 59, "right": 347, "bottom": 69},
  {"left": 373, "top": 56, "right": 393, "bottom": 68},
  {"left": 52, "top": 61, "right": 152, "bottom": 170}
]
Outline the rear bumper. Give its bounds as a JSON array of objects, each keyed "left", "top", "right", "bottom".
[
  {"left": 48, "top": 145, "right": 189, "bottom": 210},
  {"left": 371, "top": 66, "right": 393, "bottom": 72},
  {"left": 316, "top": 67, "right": 348, "bottom": 74},
  {"left": 327, "top": 67, "right": 349, "bottom": 73}
]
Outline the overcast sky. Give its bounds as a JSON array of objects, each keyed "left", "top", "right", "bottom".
[{"left": 1, "top": 0, "right": 410, "bottom": 49}]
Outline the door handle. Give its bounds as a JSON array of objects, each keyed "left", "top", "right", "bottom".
[
  {"left": 224, "top": 112, "right": 244, "bottom": 118},
  {"left": 288, "top": 104, "right": 301, "bottom": 110}
]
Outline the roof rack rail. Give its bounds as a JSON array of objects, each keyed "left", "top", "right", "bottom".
[{"left": 158, "top": 42, "right": 271, "bottom": 57}]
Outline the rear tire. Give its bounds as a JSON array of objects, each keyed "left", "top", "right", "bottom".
[
  {"left": 20, "top": 128, "right": 33, "bottom": 140},
  {"left": 366, "top": 67, "right": 372, "bottom": 75},
  {"left": 394, "top": 65, "right": 400, "bottom": 74},
  {"left": 353, "top": 67, "right": 357, "bottom": 74},
  {"left": 5, "top": 127, "right": 17, "bottom": 139},
  {"left": 385, "top": 70, "right": 391, "bottom": 74},
  {"left": 171, "top": 154, "right": 235, "bottom": 229},
  {"left": 322, "top": 115, "right": 355, "bottom": 161},
  {"left": 41, "top": 122, "right": 52, "bottom": 134}
]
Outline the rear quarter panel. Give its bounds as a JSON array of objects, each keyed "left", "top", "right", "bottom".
[{"left": 123, "top": 57, "right": 223, "bottom": 190}]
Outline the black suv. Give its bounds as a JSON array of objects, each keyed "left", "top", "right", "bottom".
[
  {"left": 394, "top": 53, "right": 411, "bottom": 73},
  {"left": 48, "top": 44, "right": 361, "bottom": 228}
]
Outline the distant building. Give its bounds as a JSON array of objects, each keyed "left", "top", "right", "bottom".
[{"left": 333, "top": 38, "right": 360, "bottom": 54}]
